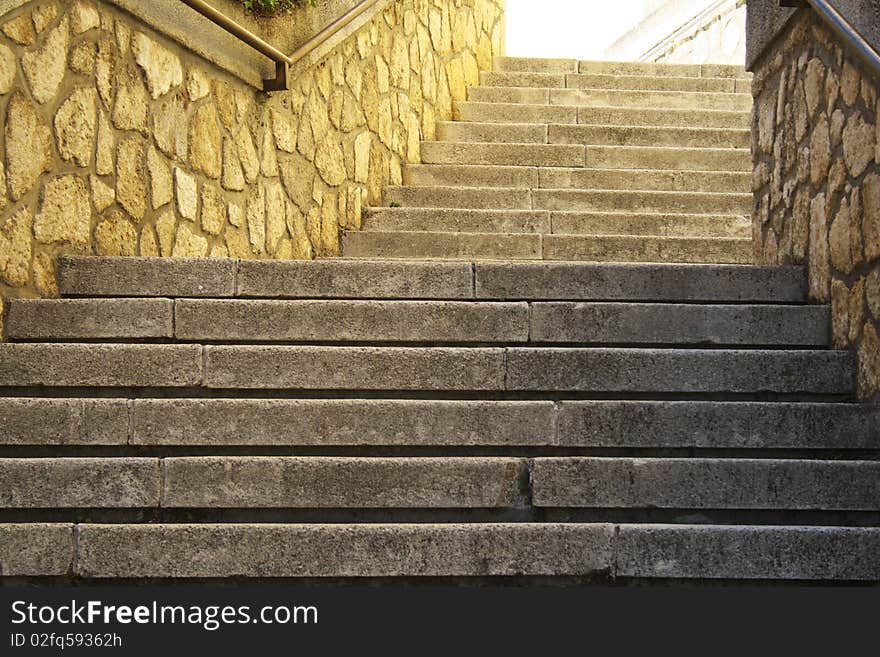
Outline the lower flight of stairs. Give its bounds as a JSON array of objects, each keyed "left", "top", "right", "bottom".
[
  {"left": 1, "top": 255, "right": 878, "bottom": 582},
  {"left": 345, "top": 57, "right": 754, "bottom": 264}
]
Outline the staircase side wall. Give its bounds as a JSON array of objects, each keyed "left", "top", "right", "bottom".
[
  {"left": 0, "top": 0, "right": 506, "bottom": 326},
  {"left": 749, "top": 9, "right": 880, "bottom": 399}
]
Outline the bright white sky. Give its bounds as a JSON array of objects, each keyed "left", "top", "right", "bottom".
[{"left": 505, "top": 0, "right": 648, "bottom": 60}]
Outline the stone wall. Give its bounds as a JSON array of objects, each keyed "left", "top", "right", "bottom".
[
  {"left": 0, "top": 0, "right": 505, "bottom": 310},
  {"left": 750, "top": 11, "right": 880, "bottom": 399}
]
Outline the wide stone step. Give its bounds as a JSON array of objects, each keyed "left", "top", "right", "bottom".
[
  {"left": 549, "top": 213, "right": 750, "bottom": 239},
  {"left": 494, "top": 58, "right": 750, "bottom": 79},
  {"left": 343, "top": 230, "right": 543, "bottom": 260},
  {"left": 364, "top": 208, "right": 551, "bottom": 233},
  {"left": 532, "top": 189, "right": 751, "bottom": 214},
  {"left": 493, "top": 56, "right": 579, "bottom": 74},
  {"left": 578, "top": 105, "right": 750, "bottom": 129},
  {"left": 468, "top": 86, "right": 753, "bottom": 111},
  {"left": 5, "top": 398, "right": 871, "bottom": 450},
  {"left": 556, "top": 401, "right": 880, "bottom": 449},
  {"left": 530, "top": 303, "right": 829, "bottom": 346},
  {"left": 481, "top": 71, "right": 743, "bottom": 93},
  {"left": 542, "top": 235, "right": 752, "bottom": 264},
  {"left": 174, "top": 299, "right": 530, "bottom": 343},
  {"left": 13, "top": 523, "right": 874, "bottom": 580},
  {"left": 551, "top": 124, "right": 750, "bottom": 149},
  {"left": 582, "top": 145, "right": 750, "bottom": 172},
  {"left": 403, "top": 164, "right": 541, "bottom": 188},
  {"left": 539, "top": 168, "right": 750, "bottom": 194},
  {"left": 421, "top": 141, "right": 584, "bottom": 167},
  {"left": 473, "top": 262, "right": 806, "bottom": 302},
  {"left": 456, "top": 101, "right": 578, "bottom": 124},
  {"left": 364, "top": 208, "right": 748, "bottom": 238},
  {"left": 58, "top": 257, "right": 808, "bottom": 303},
  {"left": 384, "top": 185, "right": 533, "bottom": 209},
  {"left": 6, "top": 299, "right": 174, "bottom": 340},
  {"left": 437, "top": 121, "right": 548, "bottom": 143},
  {"left": 533, "top": 458, "right": 880, "bottom": 510}
]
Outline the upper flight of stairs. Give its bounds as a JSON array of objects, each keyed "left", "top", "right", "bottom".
[
  {"left": 345, "top": 57, "right": 754, "bottom": 263},
  {"left": 1, "top": 59, "right": 879, "bottom": 583}
]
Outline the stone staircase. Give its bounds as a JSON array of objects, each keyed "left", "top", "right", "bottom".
[{"left": 1, "top": 58, "right": 879, "bottom": 583}]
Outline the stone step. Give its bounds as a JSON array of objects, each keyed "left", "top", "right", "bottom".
[
  {"left": 436, "top": 121, "right": 548, "bottom": 143},
  {"left": 551, "top": 124, "right": 750, "bottom": 149},
  {"left": 6, "top": 398, "right": 870, "bottom": 450},
  {"left": 342, "top": 230, "right": 543, "bottom": 260},
  {"left": 495, "top": 58, "right": 751, "bottom": 80},
  {"left": 456, "top": 102, "right": 579, "bottom": 124},
  {"left": 403, "top": 164, "right": 750, "bottom": 194},
  {"left": 530, "top": 303, "right": 829, "bottom": 346},
  {"left": 493, "top": 56, "right": 579, "bottom": 74},
  {"left": 175, "top": 299, "right": 529, "bottom": 343},
  {"left": 58, "top": 257, "right": 236, "bottom": 297},
  {"left": 404, "top": 164, "right": 541, "bottom": 188},
  {"left": 473, "top": 262, "right": 806, "bottom": 302},
  {"left": 542, "top": 235, "right": 752, "bottom": 264},
  {"left": 539, "top": 169, "right": 750, "bottom": 194},
  {"left": 364, "top": 208, "right": 748, "bottom": 238},
  {"left": 6, "top": 299, "right": 173, "bottom": 341},
  {"left": 578, "top": 105, "right": 750, "bottom": 129},
  {"left": 582, "top": 145, "right": 750, "bottom": 172},
  {"left": 550, "top": 213, "right": 750, "bottom": 239},
  {"left": 163, "top": 457, "right": 527, "bottom": 508},
  {"left": 482, "top": 71, "right": 743, "bottom": 93},
  {"left": 421, "top": 141, "right": 584, "bottom": 167},
  {"left": 59, "top": 523, "right": 878, "bottom": 580},
  {"left": 58, "top": 257, "right": 808, "bottom": 303},
  {"left": 532, "top": 458, "right": 880, "bottom": 510},
  {"left": 532, "top": 189, "right": 751, "bottom": 214},
  {"left": 383, "top": 185, "right": 533, "bottom": 210},
  {"left": 468, "top": 87, "right": 753, "bottom": 111},
  {"left": 363, "top": 208, "right": 551, "bottom": 233},
  {"left": 0, "top": 458, "right": 159, "bottom": 508},
  {"left": 556, "top": 401, "right": 880, "bottom": 449}
]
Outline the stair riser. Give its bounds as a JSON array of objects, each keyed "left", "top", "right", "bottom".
[
  {"left": 532, "top": 190, "right": 752, "bottom": 215},
  {"left": 421, "top": 141, "right": 584, "bottom": 167},
  {"left": 437, "top": 121, "right": 548, "bottom": 143},
  {"left": 481, "top": 72, "right": 743, "bottom": 93},
  {"left": 343, "top": 231, "right": 543, "bottom": 260},
  {"left": 550, "top": 213, "right": 750, "bottom": 238},
  {"left": 540, "top": 169, "right": 750, "bottom": 194},
  {"left": 456, "top": 102, "right": 578, "bottom": 124},
  {"left": 494, "top": 58, "right": 750, "bottom": 79},
  {"left": 542, "top": 235, "right": 752, "bottom": 264},
  {"left": 551, "top": 124, "right": 751, "bottom": 149},
  {"left": 364, "top": 208, "right": 551, "bottom": 233},
  {"left": 579, "top": 106, "right": 750, "bottom": 129},
  {"left": 584, "top": 146, "right": 751, "bottom": 172},
  {"left": 403, "top": 164, "right": 540, "bottom": 188},
  {"left": 468, "top": 87, "right": 753, "bottom": 111},
  {"left": 384, "top": 186, "right": 533, "bottom": 210}
]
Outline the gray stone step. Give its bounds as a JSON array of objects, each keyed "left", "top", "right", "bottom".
[
  {"left": 343, "top": 230, "right": 542, "bottom": 260},
  {"left": 74, "top": 523, "right": 614, "bottom": 578},
  {"left": 421, "top": 141, "right": 584, "bottom": 167},
  {"left": 0, "top": 398, "right": 129, "bottom": 446},
  {"left": 58, "top": 257, "right": 236, "bottom": 297},
  {"left": 6, "top": 299, "right": 173, "bottom": 341},
  {"left": 480, "top": 71, "right": 567, "bottom": 89},
  {"left": 582, "top": 145, "right": 750, "bottom": 172},
  {"left": 0, "top": 343, "right": 202, "bottom": 387},
  {"left": 578, "top": 105, "right": 750, "bottom": 129},
  {"left": 384, "top": 185, "right": 533, "bottom": 209},
  {"left": 505, "top": 348, "right": 853, "bottom": 394},
  {"left": 468, "top": 86, "right": 753, "bottom": 111},
  {"left": 364, "top": 208, "right": 551, "bottom": 233},
  {"left": 542, "top": 235, "right": 752, "bottom": 264},
  {"left": 577, "top": 60, "right": 750, "bottom": 79},
  {"left": 532, "top": 458, "right": 880, "bottom": 510},
  {"left": 65, "top": 523, "right": 879, "bottom": 580},
  {"left": 0, "top": 458, "right": 159, "bottom": 508},
  {"left": 474, "top": 262, "right": 807, "bottom": 302},
  {"left": 437, "top": 121, "right": 548, "bottom": 143},
  {"left": 615, "top": 525, "right": 879, "bottom": 581},
  {"left": 0, "top": 524, "right": 74, "bottom": 577},
  {"left": 564, "top": 73, "right": 741, "bottom": 93},
  {"left": 533, "top": 189, "right": 751, "bottom": 214},
  {"left": 456, "top": 101, "right": 578, "bottom": 124},
  {"left": 556, "top": 401, "right": 880, "bottom": 449},
  {"left": 540, "top": 168, "right": 750, "bottom": 194},
  {"left": 530, "top": 304, "right": 830, "bottom": 346},
  {"left": 551, "top": 213, "right": 750, "bottom": 238},
  {"left": 163, "top": 457, "right": 528, "bottom": 508},
  {"left": 493, "top": 57, "right": 578, "bottom": 74},
  {"left": 403, "top": 164, "right": 541, "bottom": 188},
  {"left": 175, "top": 299, "right": 530, "bottom": 343},
  {"left": 551, "top": 124, "right": 750, "bottom": 149}
]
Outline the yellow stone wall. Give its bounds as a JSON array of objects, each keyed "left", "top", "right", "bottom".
[{"left": 0, "top": 0, "right": 506, "bottom": 308}]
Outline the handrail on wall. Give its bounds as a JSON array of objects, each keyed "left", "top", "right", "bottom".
[
  {"left": 779, "top": 0, "right": 880, "bottom": 77},
  {"left": 180, "top": 0, "right": 381, "bottom": 91}
]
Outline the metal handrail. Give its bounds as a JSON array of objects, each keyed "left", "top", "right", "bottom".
[
  {"left": 780, "top": 0, "right": 880, "bottom": 77},
  {"left": 180, "top": 0, "right": 381, "bottom": 91}
]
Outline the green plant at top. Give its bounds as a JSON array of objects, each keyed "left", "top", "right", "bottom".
[{"left": 239, "top": 0, "right": 316, "bottom": 16}]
